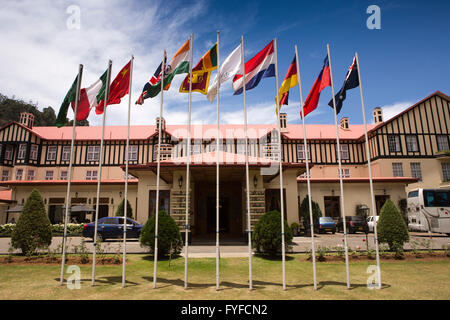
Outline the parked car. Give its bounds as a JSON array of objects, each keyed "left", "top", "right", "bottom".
[
  {"left": 366, "top": 215, "right": 379, "bottom": 233},
  {"left": 82, "top": 217, "right": 143, "bottom": 240},
  {"left": 314, "top": 216, "right": 336, "bottom": 234},
  {"left": 336, "top": 216, "right": 369, "bottom": 234}
]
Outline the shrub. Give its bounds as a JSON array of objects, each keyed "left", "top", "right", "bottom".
[
  {"left": 139, "top": 210, "right": 183, "bottom": 257},
  {"left": 115, "top": 199, "right": 133, "bottom": 218},
  {"left": 299, "top": 196, "right": 322, "bottom": 232},
  {"left": 377, "top": 199, "right": 409, "bottom": 251},
  {"left": 11, "top": 189, "right": 52, "bottom": 255},
  {"left": 252, "top": 210, "right": 293, "bottom": 257},
  {"left": 290, "top": 222, "right": 300, "bottom": 236}
]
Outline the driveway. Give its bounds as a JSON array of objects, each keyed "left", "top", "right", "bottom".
[{"left": 0, "top": 232, "right": 449, "bottom": 257}]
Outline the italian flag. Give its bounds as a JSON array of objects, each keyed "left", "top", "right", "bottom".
[{"left": 75, "top": 70, "right": 108, "bottom": 120}]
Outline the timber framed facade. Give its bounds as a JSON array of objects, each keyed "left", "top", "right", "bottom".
[{"left": 0, "top": 91, "right": 448, "bottom": 239}]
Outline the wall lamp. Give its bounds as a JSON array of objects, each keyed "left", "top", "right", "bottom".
[
  {"left": 178, "top": 175, "right": 183, "bottom": 189},
  {"left": 253, "top": 175, "right": 258, "bottom": 188}
]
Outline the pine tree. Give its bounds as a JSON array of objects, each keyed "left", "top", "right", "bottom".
[
  {"left": 115, "top": 199, "right": 133, "bottom": 218},
  {"left": 11, "top": 189, "right": 52, "bottom": 255}
]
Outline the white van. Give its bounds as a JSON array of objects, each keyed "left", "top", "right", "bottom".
[{"left": 407, "top": 188, "right": 450, "bottom": 236}]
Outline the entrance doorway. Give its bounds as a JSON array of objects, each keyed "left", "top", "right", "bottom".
[
  {"left": 324, "top": 196, "right": 341, "bottom": 220},
  {"left": 375, "top": 195, "right": 390, "bottom": 215},
  {"left": 206, "top": 197, "right": 230, "bottom": 234}
]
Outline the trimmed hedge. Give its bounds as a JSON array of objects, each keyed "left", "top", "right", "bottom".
[
  {"left": 139, "top": 210, "right": 183, "bottom": 257},
  {"left": 0, "top": 223, "right": 83, "bottom": 237},
  {"left": 378, "top": 199, "right": 409, "bottom": 251},
  {"left": 11, "top": 189, "right": 52, "bottom": 255},
  {"left": 252, "top": 210, "right": 293, "bottom": 257}
]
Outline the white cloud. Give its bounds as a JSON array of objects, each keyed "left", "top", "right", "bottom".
[{"left": 379, "top": 101, "right": 414, "bottom": 122}]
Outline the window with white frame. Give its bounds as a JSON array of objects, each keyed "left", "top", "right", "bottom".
[
  {"left": 87, "top": 146, "right": 100, "bottom": 161},
  {"left": 339, "top": 168, "right": 350, "bottom": 178},
  {"left": 388, "top": 135, "right": 401, "bottom": 152},
  {"left": 15, "top": 169, "right": 23, "bottom": 180},
  {"left": 410, "top": 163, "right": 422, "bottom": 181},
  {"left": 191, "top": 143, "right": 202, "bottom": 155},
  {"left": 437, "top": 135, "right": 449, "bottom": 152},
  {"left": 46, "top": 146, "right": 57, "bottom": 161},
  {"left": 442, "top": 163, "right": 450, "bottom": 182},
  {"left": 60, "top": 170, "right": 68, "bottom": 180},
  {"left": 153, "top": 145, "right": 173, "bottom": 161},
  {"left": 4, "top": 145, "right": 12, "bottom": 160},
  {"left": 208, "top": 142, "right": 225, "bottom": 152},
  {"left": 261, "top": 143, "right": 279, "bottom": 161},
  {"left": 86, "top": 170, "right": 98, "bottom": 180},
  {"left": 45, "top": 170, "right": 54, "bottom": 180},
  {"left": 236, "top": 142, "right": 247, "bottom": 155},
  {"left": 127, "top": 145, "right": 138, "bottom": 161},
  {"left": 27, "top": 170, "right": 35, "bottom": 180},
  {"left": 336, "top": 144, "right": 349, "bottom": 160},
  {"left": 406, "top": 135, "right": 419, "bottom": 152},
  {"left": 18, "top": 144, "right": 27, "bottom": 159},
  {"left": 1, "top": 170, "right": 9, "bottom": 181},
  {"left": 30, "top": 145, "right": 38, "bottom": 160},
  {"left": 297, "top": 144, "right": 311, "bottom": 160},
  {"left": 392, "top": 163, "right": 404, "bottom": 177},
  {"left": 61, "top": 146, "right": 71, "bottom": 161}
]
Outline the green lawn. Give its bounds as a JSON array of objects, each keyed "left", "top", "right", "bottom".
[{"left": 0, "top": 254, "right": 449, "bottom": 300}]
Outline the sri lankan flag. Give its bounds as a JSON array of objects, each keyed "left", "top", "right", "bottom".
[
  {"left": 180, "top": 43, "right": 218, "bottom": 94},
  {"left": 276, "top": 56, "right": 298, "bottom": 112}
]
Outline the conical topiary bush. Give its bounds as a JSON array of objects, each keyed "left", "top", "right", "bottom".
[
  {"left": 115, "top": 199, "right": 133, "bottom": 218},
  {"left": 377, "top": 199, "right": 409, "bottom": 251},
  {"left": 11, "top": 189, "right": 52, "bottom": 255}
]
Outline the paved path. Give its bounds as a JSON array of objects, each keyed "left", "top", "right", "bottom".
[{"left": 1, "top": 232, "right": 449, "bottom": 257}]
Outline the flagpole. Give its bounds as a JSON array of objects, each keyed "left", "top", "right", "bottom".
[
  {"left": 153, "top": 50, "right": 165, "bottom": 289},
  {"left": 59, "top": 64, "right": 83, "bottom": 286},
  {"left": 295, "top": 45, "right": 318, "bottom": 290},
  {"left": 215, "top": 30, "right": 221, "bottom": 291},
  {"left": 241, "top": 35, "right": 253, "bottom": 291},
  {"left": 273, "top": 38, "right": 286, "bottom": 291},
  {"left": 122, "top": 55, "right": 134, "bottom": 288},
  {"left": 355, "top": 52, "right": 382, "bottom": 289},
  {"left": 92, "top": 59, "right": 113, "bottom": 286},
  {"left": 327, "top": 44, "right": 351, "bottom": 289},
  {"left": 184, "top": 33, "right": 193, "bottom": 289}
]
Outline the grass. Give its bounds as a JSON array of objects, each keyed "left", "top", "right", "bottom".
[{"left": 0, "top": 254, "right": 449, "bottom": 300}]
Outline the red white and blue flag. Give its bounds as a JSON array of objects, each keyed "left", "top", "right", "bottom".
[
  {"left": 301, "top": 55, "right": 331, "bottom": 118},
  {"left": 232, "top": 40, "right": 275, "bottom": 95},
  {"left": 328, "top": 55, "right": 359, "bottom": 114}
]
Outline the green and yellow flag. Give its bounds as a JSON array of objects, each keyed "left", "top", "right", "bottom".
[{"left": 180, "top": 43, "right": 217, "bottom": 95}]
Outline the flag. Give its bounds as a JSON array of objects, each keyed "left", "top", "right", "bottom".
[
  {"left": 96, "top": 60, "right": 132, "bottom": 114},
  {"left": 232, "top": 40, "right": 275, "bottom": 95},
  {"left": 56, "top": 75, "right": 79, "bottom": 127},
  {"left": 136, "top": 53, "right": 167, "bottom": 105},
  {"left": 73, "top": 70, "right": 108, "bottom": 121},
  {"left": 277, "top": 56, "right": 298, "bottom": 110},
  {"left": 207, "top": 43, "right": 242, "bottom": 103},
  {"left": 301, "top": 55, "right": 331, "bottom": 118},
  {"left": 179, "top": 43, "right": 218, "bottom": 94},
  {"left": 136, "top": 38, "right": 190, "bottom": 104},
  {"left": 328, "top": 56, "right": 359, "bottom": 114}
]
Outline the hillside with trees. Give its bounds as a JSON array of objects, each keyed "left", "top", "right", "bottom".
[{"left": 0, "top": 93, "right": 89, "bottom": 127}]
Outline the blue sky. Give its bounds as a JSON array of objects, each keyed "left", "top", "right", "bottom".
[{"left": 0, "top": 0, "right": 449, "bottom": 127}]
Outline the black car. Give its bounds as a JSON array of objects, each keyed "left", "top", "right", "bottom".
[
  {"left": 336, "top": 216, "right": 369, "bottom": 234},
  {"left": 82, "top": 217, "right": 143, "bottom": 240}
]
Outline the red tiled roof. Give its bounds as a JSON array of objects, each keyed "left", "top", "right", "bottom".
[
  {"left": 297, "top": 177, "right": 419, "bottom": 183},
  {"left": 0, "top": 179, "right": 138, "bottom": 186}
]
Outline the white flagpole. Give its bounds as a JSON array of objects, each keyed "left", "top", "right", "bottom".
[
  {"left": 91, "top": 59, "right": 113, "bottom": 286},
  {"left": 59, "top": 64, "right": 83, "bottom": 286},
  {"left": 122, "top": 55, "right": 134, "bottom": 288},
  {"left": 295, "top": 45, "right": 318, "bottom": 290},
  {"left": 327, "top": 44, "right": 351, "bottom": 289},
  {"left": 355, "top": 52, "right": 382, "bottom": 289},
  {"left": 273, "top": 38, "right": 286, "bottom": 291},
  {"left": 153, "top": 50, "right": 166, "bottom": 289},
  {"left": 241, "top": 35, "right": 253, "bottom": 291},
  {"left": 215, "top": 30, "right": 221, "bottom": 291},
  {"left": 184, "top": 33, "right": 193, "bottom": 289}
]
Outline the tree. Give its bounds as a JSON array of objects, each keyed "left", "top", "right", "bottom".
[
  {"left": 139, "top": 210, "right": 183, "bottom": 257},
  {"left": 11, "top": 189, "right": 52, "bottom": 255},
  {"left": 252, "top": 210, "right": 293, "bottom": 257},
  {"left": 299, "top": 196, "right": 322, "bottom": 232},
  {"left": 377, "top": 199, "right": 409, "bottom": 251},
  {"left": 115, "top": 199, "right": 133, "bottom": 218}
]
